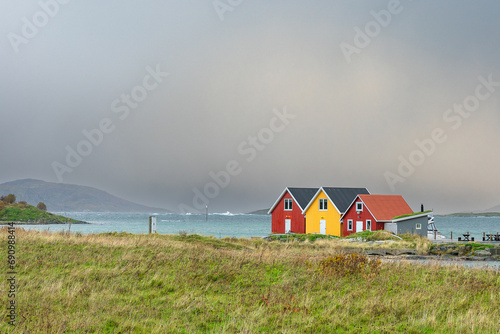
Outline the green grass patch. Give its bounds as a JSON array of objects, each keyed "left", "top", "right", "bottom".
[
  {"left": 268, "top": 233, "right": 339, "bottom": 242},
  {"left": 430, "top": 242, "right": 495, "bottom": 252},
  {"left": 393, "top": 210, "right": 432, "bottom": 220},
  {"left": 465, "top": 242, "right": 495, "bottom": 251},
  {"left": 346, "top": 230, "right": 400, "bottom": 241}
]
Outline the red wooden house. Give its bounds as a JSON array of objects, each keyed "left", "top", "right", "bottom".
[
  {"left": 268, "top": 187, "right": 318, "bottom": 234},
  {"left": 341, "top": 194, "right": 413, "bottom": 237}
]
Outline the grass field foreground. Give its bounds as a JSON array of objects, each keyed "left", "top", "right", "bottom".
[{"left": 1, "top": 228, "right": 499, "bottom": 333}]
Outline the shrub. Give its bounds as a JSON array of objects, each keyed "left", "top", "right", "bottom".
[
  {"left": 37, "top": 202, "right": 47, "bottom": 211},
  {"left": 317, "top": 253, "right": 381, "bottom": 278},
  {"left": 3, "top": 194, "right": 16, "bottom": 204}
]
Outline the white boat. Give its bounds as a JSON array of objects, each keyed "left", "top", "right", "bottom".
[{"left": 427, "top": 214, "right": 446, "bottom": 239}]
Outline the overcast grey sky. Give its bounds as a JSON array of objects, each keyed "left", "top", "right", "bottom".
[{"left": 1, "top": 1, "right": 499, "bottom": 214}]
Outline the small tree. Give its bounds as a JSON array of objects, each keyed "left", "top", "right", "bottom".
[
  {"left": 37, "top": 202, "right": 47, "bottom": 211},
  {"left": 4, "top": 194, "right": 16, "bottom": 204}
]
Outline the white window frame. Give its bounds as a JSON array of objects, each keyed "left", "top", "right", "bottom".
[
  {"left": 347, "top": 219, "right": 353, "bottom": 231},
  {"left": 356, "top": 202, "right": 363, "bottom": 212},
  {"left": 416, "top": 223, "right": 422, "bottom": 230},
  {"left": 319, "top": 199, "right": 327, "bottom": 211},
  {"left": 366, "top": 219, "right": 371, "bottom": 231},
  {"left": 284, "top": 199, "right": 293, "bottom": 211}
]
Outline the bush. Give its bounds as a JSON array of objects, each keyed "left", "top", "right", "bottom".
[
  {"left": 317, "top": 254, "right": 381, "bottom": 278},
  {"left": 37, "top": 202, "right": 47, "bottom": 211},
  {"left": 3, "top": 194, "right": 16, "bottom": 204}
]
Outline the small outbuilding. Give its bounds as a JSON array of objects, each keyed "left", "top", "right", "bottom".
[{"left": 341, "top": 194, "right": 429, "bottom": 237}]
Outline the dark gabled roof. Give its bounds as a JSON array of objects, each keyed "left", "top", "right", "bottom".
[
  {"left": 268, "top": 187, "right": 319, "bottom": 214},
  {"left": 322, "top": 187, "right": 370, "bottom": 213},
  {"left": 287, "top": 187, "right": 319, "bottom": 210}
]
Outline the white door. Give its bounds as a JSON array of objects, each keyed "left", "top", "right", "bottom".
[
  {"left": 356, "top": 221, "right": 363, "bottom": 233},
  {"left": 320, "top": 220, "right": 326, "bottom": 235},
  {"left": 285, "top": 219, "right": 291, "bottom": 233}
]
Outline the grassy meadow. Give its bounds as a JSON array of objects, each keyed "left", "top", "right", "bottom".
[{"left": 1, "top": 228, "right": 499, "bottom": 333}]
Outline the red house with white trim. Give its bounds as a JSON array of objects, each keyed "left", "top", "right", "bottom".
[
  {"left": 341, "top": 194, "right": 414, "bottom": 237},
  {"left": 268, "top": 187, "right": 318, "bottom": 234}
]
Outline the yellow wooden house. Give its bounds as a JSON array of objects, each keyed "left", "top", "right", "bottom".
[{"left": 302, "top": 187, "right": 369, "bottom": 236}]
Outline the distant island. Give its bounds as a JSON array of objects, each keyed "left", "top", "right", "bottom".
[
  {"left": 0, "top": 179, "right": 168, "bottom": 212},
  {"left": 247, "top": 209, "right": 270, "bottom": 215},
  {"left": 438, "top": 212, "right": 500, "bottom": 217},
  {"left": 0, "top": 195, "right": 85, "bottom": 224}
]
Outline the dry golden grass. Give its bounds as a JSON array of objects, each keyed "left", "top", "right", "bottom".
[{"left": 0, "top": 228, "right": 498, "bottom": 333}]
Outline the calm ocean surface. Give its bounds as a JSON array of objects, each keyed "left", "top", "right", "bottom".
[
  {"left": 19, "top": 212, "right": 500, "bottom": 239},
  {"left": 23, "top": 212, "right": 271, "bottom": 238}
]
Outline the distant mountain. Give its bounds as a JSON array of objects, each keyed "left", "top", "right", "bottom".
[
  {"left": 481, "top": 204, "right": 500, "bottom": 213},
  {"left": 0, "top": 179, "right": 168, "bottom": 212}
]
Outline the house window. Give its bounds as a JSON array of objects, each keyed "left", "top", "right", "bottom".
[
  {"left": 416, "top": 223, "right": 422, "bottom": 230},
  {"left": 284, "top": 199, "right": 293, "bottom": 211},
  {"left": 356, "top": 202, "right": 363, "bottom": 212},
  {"left": 319, "top": 199, "right": 328, "bottom": 211},
  {"left": 347, "top": 219, "right": 353, "bottom": 231},
  {"left": 366, "top": 220, "right": 371, "bottom": 231}
]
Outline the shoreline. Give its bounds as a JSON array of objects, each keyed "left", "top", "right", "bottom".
[{"left": 0, "top": 220, "right": 89, "bottom": 225}]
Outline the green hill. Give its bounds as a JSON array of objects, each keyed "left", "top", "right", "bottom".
[
  {"left": 247, "top": 208, "right": 270, "bottom": 215},
  {"left": 0, "top": 202, "right": 83, "bottom": 224},
  {"left": 0, "top": 179, "right": 168, "bottom": 212}
]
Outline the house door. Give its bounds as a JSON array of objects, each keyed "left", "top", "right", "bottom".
[
  {"left": 285, "top": 219, "right": 291, "bottom": 233},
  {"left": 356, "top": 221, "right": 363, "bottom": 233},
  {"left": 320, "top": 220, "right": 326, "bottom": 235}
]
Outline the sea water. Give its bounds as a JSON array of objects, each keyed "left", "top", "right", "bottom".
[
  {"left": 433, "top": 216, "right": 500, "bottom": 240},
  {"left": 19, "top": 212, "right": 500, "bottom": 239},
  {"left": 22, "top": 212, "right": 271, "bottom": 238}
]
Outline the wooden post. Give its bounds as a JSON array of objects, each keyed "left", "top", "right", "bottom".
[
  {"left": 434, "top": 230, "right": 436, "bottom": 240},
  {"left": 206, "top": 205, "right": 208, "bottom": 222},
  {"left": 451, "top": 231, "right": 453, "bottom": 240},
  {"left": 150, "top": 216, "right": 157, "bottom": 233},
  {"left": 149, "top": 216, "right": 157, "bottom": 234}
]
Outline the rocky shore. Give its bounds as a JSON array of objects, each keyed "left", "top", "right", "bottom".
[
  {"left": 265, "top": 235, "right": 500, "bottom": 262},
  {"left": 340, "top": 240, "right": 500, "bottom": 262}
]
